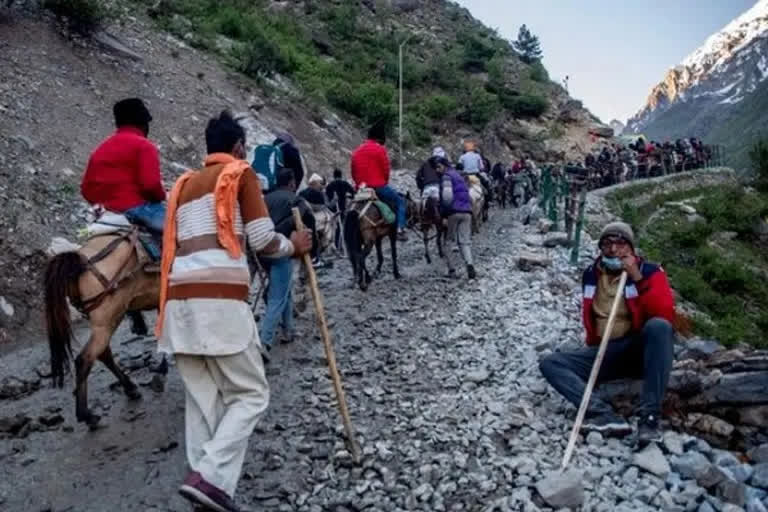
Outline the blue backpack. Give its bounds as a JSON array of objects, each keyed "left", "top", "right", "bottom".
[{"left": 251, "top": 142, "right": 285, "bottom": 192}]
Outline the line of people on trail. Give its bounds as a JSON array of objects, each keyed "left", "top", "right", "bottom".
[
  {"left": 577, "top": 136, "right": 714, "bottom": 190},
  {"left": 74, "top": 97, "right": 678, "bottom": 511}
]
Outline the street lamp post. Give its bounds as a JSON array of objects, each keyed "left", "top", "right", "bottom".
[{"left": 398, "top": 34, "right": 414, "bottom": 167}]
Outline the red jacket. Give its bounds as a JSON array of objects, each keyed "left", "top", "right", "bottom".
[
  {"left": 350, "top": 139, "right": 390, "bottom": 189},
  {"left": 582, "top": 257, "right": 675, "bottom": 346},
  {"left": 81, "top": 127, "right": 166, "bottom": 211}
]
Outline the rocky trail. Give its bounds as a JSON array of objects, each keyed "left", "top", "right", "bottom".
[{"left": 2, "top": 204, "right": 768, "bottom": 512}]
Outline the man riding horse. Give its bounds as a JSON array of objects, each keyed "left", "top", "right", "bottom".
[
  {"left": 81, "top": 98, "right": 166, "bottom": 241},
  {"left": 350, "top": 121, "right": 408, "bottom": 241},
  {"left": 80, "top": 97, "right": 165, "bottom": 334}
]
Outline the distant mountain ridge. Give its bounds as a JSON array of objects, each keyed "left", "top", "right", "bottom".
[{"left": 626, "top": 0, "right": 768, "bottom": 166}]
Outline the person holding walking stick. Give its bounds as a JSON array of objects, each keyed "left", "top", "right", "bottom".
[{"left": 539, "top": 222, "right": 675, "bottom": 446}]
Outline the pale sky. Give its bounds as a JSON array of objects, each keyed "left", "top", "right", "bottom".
[{"left": 455, "top": 0, "right": 755, "bottom": 123}]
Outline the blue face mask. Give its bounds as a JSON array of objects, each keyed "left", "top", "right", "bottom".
[{"left": 601, "top": 257, "right": 623, "bottom": 271}]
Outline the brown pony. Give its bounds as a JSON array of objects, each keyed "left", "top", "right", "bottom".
[
  {"left": 343, "top": 193, "right": 417, "bottom": 290},
  {"left": 412, "top": 197, "right": 445, "bottom": 264},
  {"left": 44, "top": 230, "right": 159, "bottom": 428}
]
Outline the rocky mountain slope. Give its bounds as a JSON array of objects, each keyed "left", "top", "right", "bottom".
[
  {"left": 626, "top": 0, "right": 768, "bottom": 166},
  {"left": 0, "top": 0, "right": 600, "bottom": 343}
]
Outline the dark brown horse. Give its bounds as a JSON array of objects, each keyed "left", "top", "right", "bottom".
[
  {"left": 343, "top": 198, "right": 400, "bottom": 291},
  {"left": 44, "top": 230, "right": 159, "bottom": 428},
  {"left": 412, "top": 197, "right": 445, "bottom": 264}
]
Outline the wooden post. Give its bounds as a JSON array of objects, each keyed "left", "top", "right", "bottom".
[
  {"left": 561, "top": 271, "right": 628, "bottom": 469},
  {"left": 291, "top": 208, "right": 361, "bottom": 462}
]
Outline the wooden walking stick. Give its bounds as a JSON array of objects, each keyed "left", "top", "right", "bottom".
[
  {"left": 291, "top": 207, "right": 361, "bottom": 462},
  {"left": 561, "top": 271, "right": 628, "bottom": 469}
]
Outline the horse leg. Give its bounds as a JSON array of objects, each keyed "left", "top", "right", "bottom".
[
  {"left": 423, "top": 228, "right": 431, "bottom": 264},
  {"left": 437, "top": 225, "right": 445, "bottom": 258},
  {"left": 374, "top": 238, "right": 384, "bottom": 277},
  {"left": 99, "top": 346, "right": 141, "bottom": 400},
  {"left": 74, "top": 326, "right": 113, "bottom": 429},
  {"left": 359, "top": 244, "right": 372, "bottom": 291},
  {"left": 390, "top": 231, "right": 401, "bottom": 279},
  {"left": 126, "top": 311, "right": 148, "bottom": 336}
]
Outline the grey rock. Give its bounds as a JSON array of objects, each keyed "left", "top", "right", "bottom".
[
  {"left": 673, "top": 452, "right": 712, "bottom": 480},
  {"left": 747, "top": 498, "right": 768, "bottom": 512},
  {"left": 537, "top": 218, "right": 554, "bottom": 234},
  {"left": 586, "top": 431, "right": 603, "bottom": 446},
  {"left": 712, "top": 450, "right": 741, "bottom": 468},
  {"left": 753, "top": 465, "right": 768, "bottom": 490},
  {"left": 663, "top": 431, "right": 685, "bottom": 456},
  {"left": 724, "top": 465, "right": 756, "bottom": 484},
  {"left": 543, "top": 232, "right": 571, "bottom": 248},
  {"left": 699, "top": 503, "right": 717, "bottom": 512},
  {"left": 685, "top": 439, "right": 713, "bottom": 454},
  {"left": 465, "top": 369, "right": 490, "bottom": 384},
  {"left": 623, "top": 466, "right": 640, "bottom": 483},
  {"left": 517, "top": 251, "right": 552, "bottom": 271},
  {"left": 535, "top": 469, "right": 584, "bottom": 509},
  {"left": 747, "top": 486, "right": 768, "bottom": 502},
  {"left": 750, "top": 446, "right": 768, "bottom": 464},
  {"left": 722, "top": 506, "right": 747, "bottom": 512},
  {"left": 680, "top": 338, "right": 725, "bottom": 360},
  {"left": 698, "top": 464, "right": 729, "bottom": 489},
  {"left": 633, "top": 443, "right": 671, "bottom": 478},
  {"left": 718, "top": 479, "right": 748, "bottom": 507}
]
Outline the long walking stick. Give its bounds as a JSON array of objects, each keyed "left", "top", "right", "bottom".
[
  {"left": 561, "top": 271, "right": 628, "bottom": 469},
  {"left": 291, "top": 208, "right": 361, "bottom": 462}
]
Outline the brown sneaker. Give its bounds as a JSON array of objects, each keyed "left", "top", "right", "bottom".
[{"left": 179, "top": 471, "right": 240, "bottom": 512}]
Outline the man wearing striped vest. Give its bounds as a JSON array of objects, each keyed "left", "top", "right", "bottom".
[{"left": 156, "top": 111, "right": 311, "bottom": 512}]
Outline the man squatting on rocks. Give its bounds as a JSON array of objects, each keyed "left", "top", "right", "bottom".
[
  {"left": 539, "top": 222, "right": 675, "bottom": 446},
  {"left": 155, "top": 111, "right": 312, "bottom": 512}
]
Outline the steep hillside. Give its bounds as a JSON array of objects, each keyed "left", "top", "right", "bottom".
[
  {"left": 626, "top": 0, "right": 768, "bottom": 167},
  {"left": 0, "top": 0, "right": 597, "bottom": 342}
]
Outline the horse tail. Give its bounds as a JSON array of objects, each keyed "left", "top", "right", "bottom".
[
  {"left": 343, "top": 210, "right": 362, "bottom": 261},
  {"left": 44, "top": 251, "right": 86, "bottom": 388}
]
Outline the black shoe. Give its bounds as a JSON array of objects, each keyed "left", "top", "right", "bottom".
[
  {"left": 636, "top": 413, "right": 662, "bottom": 447},
  {"left": 583, "top": 412, "right": 633, "bottom": 438},
  {"left": 467, "top": 265, "right": 477, "bottom": 279},
  {"left": 260, "top": 344, "right": 272, "bottom": 365}
]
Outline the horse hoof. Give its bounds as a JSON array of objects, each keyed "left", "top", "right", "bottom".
[
  {"left": 394, "top": 273, "right": 401, "bottom": 280},
  {"left": 125, "top": 386, "right": 142, "bottom": 401}
]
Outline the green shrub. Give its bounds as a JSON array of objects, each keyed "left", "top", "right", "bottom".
[
  {"left": 698, "top": 186, "right": 768, "bottom": 236},
  {"left": 457, "top": 86, "right": 500, "bottom": 128},
  {"left": 405, "top": 112, "right": 432, "bottom": 147},
  {"left": 529, "top": 60, "right": 549, "bottom": 82},
  {"left": 420, "top": 94, "right": 458, "bottom": 120},
  {"left": 749, "top": 137, "right": 768, "bottom": 192},
  {"left": 503, "top": 93, "right": 548, "bottom": 118},
  {"left": 327, "top": 80, "right": 396, "bottom": 124},
  {"left": 44, "top": 0, "right": 113, "bottom": 34},
  {"left": 460, "top": 34, "right": 496, "bottom": 72},
  {"left": 234, "top": 30, "right": 295, "bottom": 78}
]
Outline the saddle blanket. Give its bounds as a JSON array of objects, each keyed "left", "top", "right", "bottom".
[{"left": 80, "top": 211, "right": 161, "bottom": 261}]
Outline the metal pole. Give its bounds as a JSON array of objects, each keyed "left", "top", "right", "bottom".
[
  {"left": 398, "top": 34, "right": 414, "bottom": 168},
  {"left": 399, "top": 43, "right": 403, "bottom": 167}
]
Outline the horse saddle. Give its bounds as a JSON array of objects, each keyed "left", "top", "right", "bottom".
[
  {"left": 80, "top": 210, "right": 161, "bottom": 268},
  {"left": 351, "top": 188, "right": 396, "bottom": 226}
]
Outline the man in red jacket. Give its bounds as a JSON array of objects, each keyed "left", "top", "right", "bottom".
[
  {"left": 81, "top": 98, "right": 166, "bottom": 233},
  {"left": 539, "top": 222, "right": 675, "bottom": 446},
  {"left": 350, "top": 121, "right": 407, "bottom": 241}
]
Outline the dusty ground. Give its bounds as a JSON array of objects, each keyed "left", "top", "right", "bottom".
[{"left": 0, "top": 204, "right": 590, "bottom": 512}]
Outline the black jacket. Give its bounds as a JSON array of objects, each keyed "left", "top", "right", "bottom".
[
  {"left": 265, "top": 188, "right": 309, "bottom": 237},
  {"left": 326, "top": 179, "right": 355, "bottom": 212},
  {"left": 274, "top": 138, "right": 304, "bottom": 186},
  {"left": 416, "top": 160, "right": 440, "bottom": 191}
]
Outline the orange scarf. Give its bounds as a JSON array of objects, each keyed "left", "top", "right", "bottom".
[{"left": 155, "top": 153, "right": 250, "bottom": 337}]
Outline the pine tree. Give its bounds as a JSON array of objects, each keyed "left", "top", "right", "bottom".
[{"left": 513, "top": 24, "right": 543, "bottom": 64}]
